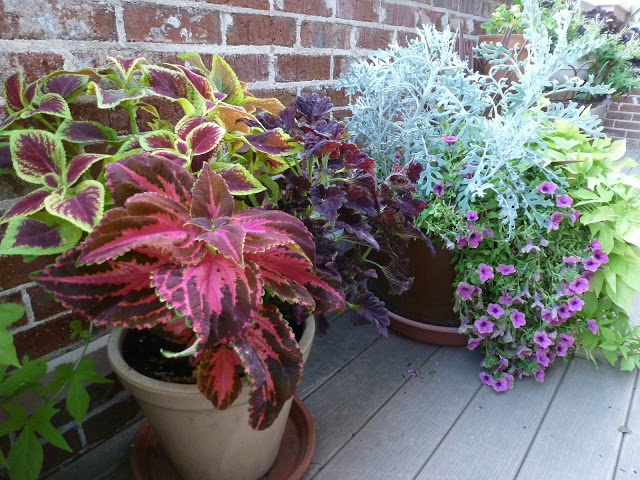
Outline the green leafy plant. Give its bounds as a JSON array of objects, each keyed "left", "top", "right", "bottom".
[{"left": 0, "top": 303, "right": 110, "bottom": 480}]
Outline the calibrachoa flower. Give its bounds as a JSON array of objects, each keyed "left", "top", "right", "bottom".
[
  {"left": 496, "top": 264, "right": 515, "bottom": 275},
  {"left": 534, "top": 331, "right": 553, "bottom": 348},
  {"left": 593, "top": 250, "right": 608, "bottom": 264},
  {"left": 503, "top": 373, "right": 514, "bottom": 389},
  {"left": 442, "top": 134, "right": 458, "bottom": 145},
  {"left": 556, "top": 195, "right": 573, "bottom": 207},
  {"left": 583, "top": 256, "right": 600, "bottom": 272},
  {"left": 541, "top": 308, "right": 554, "bottom": 323},
  {"left": 475, "top": 316, "right": 494, "bottom": 334},
  {"left": 567, "top": 296, "right": 584, "bottom": 312},
  {"left": 482, "top": 226, "right": 494, "bottom": 239},
  {"left": 537, "top": 181, "right": 557, "bottom": 194},
  {"left": 536, "top": 348, "right": 551, "bottom": 367},
  {"left": 537, "top": 234, "right": 549, "bottom": 247},
  {"left": 456, "top": 235, "right": 468, "bottom": 248},
  {"left": 492, "top": 377, "right": 509, "bottom": 392},
  {"left": 556, "top": 343, "right": 569, "bottom": 356},
  {"left": 585, "top": 239, "right": 603, "bottom": 251},
  {"left": 433, "top": 181, "right": 444, "bottom": 198},
  {"left": 587, "top": 319, "right": 598, "bottom": 334},
  {"left": 468, "top": 230, "right": 482, "bottom": 248},
  {"left": 557, "top": 333, "right": 574, "bottom": 347},
  {"left": 548, "top": 212, "right": 563, "bottom": 231},
  {"left": 534, "top": 366, "right": 545, "bottom": 382},
  {"left": 477, "top": 263, "right": 494, "bottom": 282},
  {"left": 557, "top": 304, "right": 573, "bottom": 319},
  {"left": 499, "top": 291, "right": 513, "bottom": 306},
  {"left": 511, "top": 309, "right": 526, "bottom": 328},
  {"left": 487, "top": 303, "right": 504, "bottom": 319},
  {"left": 563, "top": 256, "right": 580, "bottom": 265},
  {"left": 466, "top": 210, "right": 479, "bottom": 222},
  {"left": 467, "top": 338, "right": 481, "bottom": 350},
  {"left": 480, "top": 372, "right": 493, "bottom": 386},
  {"left": 456, "top": 282, "right": 473, "bottom": 300}
]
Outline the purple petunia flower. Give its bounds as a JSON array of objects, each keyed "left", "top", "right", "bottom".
[
  {"left": 468, "top": 230, "right": 483, "bottom": 248},
  {"left": 563, "top": 256, "right": 580, "bottom": 265},
  {"left": 557, "top": 333, "right": 574, "bottom": 348},
  {"left": 497, "top": 264, "right": 516, "bottom": 275},
  {"left": 593, "top": 250, "right": 608, "bottom": 264},
  {"left": 541, "top": 308, "right": 554, "bottom": 323},
  {"left": 537, "top": 181, "right": 557, "bottom": 194},
  {"left": 534, "top": 331, "right": 552, "bottom": 348},
  {"left": 441, "top": 235, "right": 455, "bottom": 250},
  {"left": 482, "top": 226, "right": 494, "bottom": 239},
  {"left": 456, "top": 235, "right": 468, "bottom": 248},
  {"left": 556, "top": 343, "right": 569, "bottom": 357},
  {"left": 511, "top": 309, "right": 526, "bottom": 328},
  {"left": 582, "top": 271, "right": 596, "bottom": 281},
  {"left": 467, "top": 338, "right": 482, "bottom": 350},
  {"left": 567, "top": 296, "right": 584, "bottom": 312},
  {"left": 433, "top": 181, "right": 444, "bottom": 199},
  {"left": 487, "top": 303, "right": 504, "bottom": 319},
  {"left": 480, "top": 372, "right": 493, "bottom": 386},
  {"left": 548, "top": 212, "right": 563, "bottom": 231},
  {"left": 534, "top": 366, "right": 545, "bottom": 382},
  {"left": 466, "top": 210, "right": 479, "bottom": 222},
  {"left": 442, "top": 135, "right": 458, "bottom": 145},
  {"left": 556, "top": 195, "right": 573, "bottom": 207},
  {"left": 531, "top": 294, "right": 544, "bottom": 310},
  {"left": 456, "top": 282, "right": 473, "bottom": 300},
  {"left": 477, "top": 263, "right": 494, "bottom": 282},
  {"left": 394, "top": 152, "right": 402, "bottom": 159},
  {"left": 499, "top": 291, "right": 513, "bottom": 306},
  {"left": 583, "top": 256, "right": 600, "bottom": 272},
  {"left": 537, "top": 234, "right": 549, "bottom": 247},
  {"left": 475, "top": 316, "right": 494, "bottom": 334},
  {"left": 557, "top": 304, "right": 573, "bottom": 319},
  {"left": 520, "top": 237, "right": 539, "bottom": 254},
  {"left": 587, "top": 319, "right": 598, "bottom": 334},
  {"left": 585, "top": 239, "right": 603, "bottom": 252},
  {"left": 492, "top": 377, "right": 509, "bottom": 392},
  {"left": 503, "top": 373, "right": 514, "bottom": 389},
  {"left": 536, "top": 348, "right": 551, "bottom": 367}
]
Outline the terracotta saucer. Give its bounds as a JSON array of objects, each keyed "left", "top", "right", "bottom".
[
  {"left": 388, "top": 311, "right": 468, "bottom": 346},
  {"left": 130, "top": 396, "right": 316, "bottom": 480}
]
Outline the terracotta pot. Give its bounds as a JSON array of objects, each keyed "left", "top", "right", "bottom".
[
  {"left": 108, "top": 316, "right": 315, "bottom": 480},
  {"left": 373, "top": 240, "right": 467, "bottom": 345},
  {"left": 477, "top": 34, "right": 528, "bottom": 86}
]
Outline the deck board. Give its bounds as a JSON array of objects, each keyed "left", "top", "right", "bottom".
[
  {"left": 516, "top": 357, "right": 637, "bottom": 480},
  {"left": 312, "top": 347, "right": 481, "bottom": 480},
  {"left": 415, "top": 357, "right": 569, "bottom": 480},
  {"left": 301, "top": 332, "right": 438, "bottom": 473},
  {"left": 614, "top": 369, "right": 640, "bottom": 479}
]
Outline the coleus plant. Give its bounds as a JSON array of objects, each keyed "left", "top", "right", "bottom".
[
  {"left": 251, "top": 93, "right": 430, "bottom": 334},
  {"left": 33, "top": 153, "right": 345, "bottom": 430}
]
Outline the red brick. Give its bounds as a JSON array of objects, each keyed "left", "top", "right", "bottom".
[
  {"left": 82, "top": 396, "right": 141, "bottom": 446},
  {"left": 226, "top": 14, "right": 296, "bottom": 46},
  {"left": 249, "top": 88, "right": 298, "bottom": 108},
  {"left": 27, "top": 286, "right": 68, "bottom": 322},
  {"left": 0, "top": 52, "right": 64, "bottom": 83},
  {"left": 434, "top": 0, "right": 460, "bottom": 9},
  {"left": 0, "top": 254, "right": 56, "bottom": 291},
  {"left": 458, "top": 0, "right": 483, "bottom": 16},
  {"left": 383, "top": 2, "right": 416, "bottom": 28},
  {"left": 41, "top": 428, "right": 83, "bottom": 476},
  {"left": 337, "top": 0, "right": 379, "bottom": 23},
  {"left": 602, "top": 118, "right": 616, "bottom": 129},
  {"left": 616, "top": 103, "right": 640, "bottom": 114},
  {"left": 447, "top": 15, "right": 473, "bottom": 35},
  {"left": 224, "top": 54, "right": 270, "bottom": 83},
  {"left": 624, "top": 129, "right": 640, "bottom": 139},
  {"left": 205, "top": 0, "right": 269, "bottom": 8},
  {"left": 417, "top": 9, "right": 444, "bottom": 29},
  {"left": 0, "top": 291, "right": 28, "bottom": 329},
  {"left": 124, "top": 5, "right": 220, "bottom": 44},
  {"left": 275, "top": 55, "right": 331, "bottom": 82},
  {"left": 333, "top": 55, "right": 360, "bottom": 79},
  {"left": 275, "top": 0, "right": 332, "bottom": 17},
  {"left": 613, "top": 120, "right": 640, "bottom": 131},
  {"left": 0, "top": 0, "right": 116, "bottom": 41},
  {"left": 301, "top": 22, "right": 352, "bottom": 49},
  {"left": 332, "top": 108, "right": 352, "bottom": 121},
  {"left": 13, "top": 312, "right": 93, "bottom": 359},
  {"left": 397, "top": 31, "right": 421, "bottom": 46},
  {"left": 299, "top": 86, "right": 349, "bottom": 108},
  {"left": 606, "top": 111, "right": 634, "bottom": 121},
  {"left": 356, "top": 27, "right": 394, "bottom": 50}
]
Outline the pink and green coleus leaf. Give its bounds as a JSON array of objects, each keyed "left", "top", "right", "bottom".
[
  {"left": 196, "top": 345, "right": 242, "bottom": 410},
  {"left": 90, "top": 82, "right": 146, "bottom": 109},
  {"left": 190, "top": 164, "right": 234, "bottom": 222},
  {"left": 42, "top": 73, "right": 90, "bottom": 101},
  {"left": 170, "top": 64, "right": 214, "bottom": 101},
  {"left": 43, "top": 180, "right": 105, "bottom": 232},
  {"left": 56, "top": 120, "right": 119, "bottom": 144},
  {"left": 186, "top": 122, "right": 225, "bottom": 156},
  {"left": 151, "top": 254, "right": 262, "bottom": 346},
  {"left": 0, "top": 189, "right": 50, "bottom": 224},
  {"left": 106, "top": 153, "right": 194, "bottom": 207},
  {"left": 65, "top": 153, "right": 108, "bottom": 185},
  {"left": 175, "top": 115, "right": 207, "bottom": 141},
  {"left": 77, "top": 192, "right": 205, "bottom": 265},
  {"left": 243, "top": 129, "right": 294, "bottom": 156},
  {"left": 197, "top": 223, "right": 246, "bottom": 266},
  {"left": 3, "top": 72, "right": 25, "bottom": 113},
  {"left": 0, "top": 212, "right": 83, "bottom": 256},
  {"left": 144, "top": 65, "right": 190, "bottom": 100},
  {"left": 231, "top": 305, "right": 302, "bottom": 430},
  {"left": 138, "top": 131, "right": 178, "bottom": 150},
  {"left": 209, "top": 163, "right": 265, "bottom": 195},
  {"left": 21, "top": 93, "right": 71, "bottom": 120},
  {"left": 108, "top": 56, "right": 146, "bottom": 79},
  {"left": 32, "top": 248, "right": 174, "bottom": 329},
  {"left": 10, "top": 130, "right": 65, "bottom": 184}
]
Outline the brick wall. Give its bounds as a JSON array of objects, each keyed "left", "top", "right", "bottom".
[
  {"left": 0, "top": 0, "right": 503, "bottom": 476},
  {"left": 603, "top": 92, "right": 640, "bottom": 146}
]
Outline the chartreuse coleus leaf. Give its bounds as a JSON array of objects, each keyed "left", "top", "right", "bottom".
[
  {"left": 43, "top": 180, "right": 104, "bottom": 232},
  {"left": 10, "top": 130, "right": 65, "bottom": 185},
  {"left": 21, "top": 93, "right": 71, "bottom": 120},
  {"left": 209, "top": 54, "right": 244, "bottom": 105},
  {"left": 0, "top": 211, "right": 83, "bottom": 256},
  {"left": 209, "top": 162, "right": 265, "bottom": 195}
]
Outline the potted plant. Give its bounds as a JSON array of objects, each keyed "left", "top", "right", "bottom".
[
  {"left": 337, "top": 0, "right": 640, "bottom": 386},
  {"left": 2, "top": 54, "right": 347, "bottom": 480}
]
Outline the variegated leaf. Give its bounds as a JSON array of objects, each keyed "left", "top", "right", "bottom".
[
  {"left": 108, "top": 153, "right": 193, "bottom": 208},
  {"left": 263, "top": 155, "right": 292, "bottom": 175},
  {"left": 139, "top": 131, "right": 178, "bottom": 150},
  {"left": 0, "top": 212, "right": 83, "bottom": 255},
  {"left": 243, "top": 96, "right": 285, "bottom": 115},
  {"left": 209, "top": 163, "right": 266, "bottom": 195},
  {"left": 171, "top": 64, "right": 214, "bottom": 100},
  {"left": 109, "top": 56, "right": 146, "bottom": 78},
  {"left": 231, "top": 305, "right": 302, "bottom": 430},
  {"left": 0, "top": 113, "right": 19, "bottom": 132},
  {"left": 43, "top": 180, "right": 105, "bottom": 232},
  {"left": 32, "top": 248, "right": 173, "bottom": 329},
  {"left": 144, "top": 65, "right": 190, "bottom": 100},
  {"left": 177, "top": 53, "right": 210, "bottom": 75},
  {"left": 22, "top": 93, "right": 71, "bottom": 120},
  {"left": 196, "top": 345, "right": 242, "bottom": 410},
  {"left": 197, "top": 223, "right": 246, "bottom": 266},
  {"left": 42, "top": 74, "right": 89, "bottom": 101},
  {"left": 57, "top": 120, "right": 119, "bottom": 144},
  {"left": 214, "top": 104, "right": 257, "bottom": 134},
  {"left": 210, "top": 55, "right": 244, "bottom": 105},
  {"left": 0, "top": 189, "right": 50, "bottom": 223},
  {"left": 175, "top": 115, "right": 208, "bottom": 141},
  {"left": 186, "top": 122, "right": 225, "bottom": 156},
  {"left": 151, "top": 253, "right": 262, "bottom": 346},
  {"left": 78, "top": 192, "right": 205, "bottom": 265},
  {"left": 10, "top": 130, "right": 65, "bottom": 184},
  {"left": 3, "top": 72, "right": 25, "bottom": 113},
  {"left": 90, "top": 82, "right": 146, "bottom": 109},
  {"left": 66, "top": 153, "right": 107, "bottom": 185},
  {"left": 244, "top": 129, "right": 293, "bottom": 156},
  {"left": 190, "top": 164, "right": 234, "bottom": 222}
]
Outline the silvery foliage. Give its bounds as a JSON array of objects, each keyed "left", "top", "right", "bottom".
[{"left": 336, "top": 0, "right": 612, "bottom": 237}]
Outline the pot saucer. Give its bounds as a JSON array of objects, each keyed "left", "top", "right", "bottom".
[{"left": 130, "top": 396, "right": 315, "bottom": 480}]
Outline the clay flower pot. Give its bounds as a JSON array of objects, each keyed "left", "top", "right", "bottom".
[
  {"left": 108, "top": 316, "right": 315, "bottom": 480},
  {"left": 477, "top": 34, "right": 528, "bottom": 86}
]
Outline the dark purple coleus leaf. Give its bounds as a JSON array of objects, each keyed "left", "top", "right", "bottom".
[
  {"left": 22, "top": 93, "right": 71, "bottom": 119},
  {"left": 292, "top": 92, "right": 333, "bottom": 121},
  {"left": 344, "top": 184, "right": 377, "bottom": 217},
  {"left": 10, "top": 130, "right": 65, "bottom": 183},
  {"left": 0, "top": 144, "right": 11, "bottom": 170},
  {"left": 139, "top": 131, "right": 177, "bottom": 150},
  {"left": 0, "top": 113, "right": 18, "bottom": 131},
  {"left": 144, "top": 65, "right": 190, "bottom": 100},
  {"left": 243, "top": 130, "right": 293, "bottom": 156},
  {"left": 349, "top": 291, "right": 390, "bottom": 336},
  {"left": 171, "top": 64, "right": 214, "bottom": 100},
  {"left": 0, "top": 189, "right": 50, "bottom": 223},
  {"left": 12, "top": 217, "right": 62, "bottom": 248},
  {"left": 57, "top": 120, "right": 119, "bottom": 144},
  {"left": 0, "top": 212, "right": 83, "bottom": 255},
  {"left": 231, "top": 305, "right": 303, "bottom": 430},
  {"left": 175, "top": 115, "right": 208, "bottom": 141},
  {"left": 91, "top": 83, "right": 146, "bottom": 109},
  {"left": 42, "top": 74, "right": 89, "bottom": 100},
  {"left": 32, "top": 248, "right": 174, "bottom": 329},
  {"left": 310, "top": 185, "right": 346, "bottom": 225},
  {"left": 187, "top": 122, "right": 225, "bottom": 156},
  {"left": 3, "top": 72, "right": 25, "bottom": 113},
  {"left": 43, "top": 180, "right": 104, "bottom": 232},
  {"left": 66, "top": 154, "right": 107, "bottom": 185}
]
